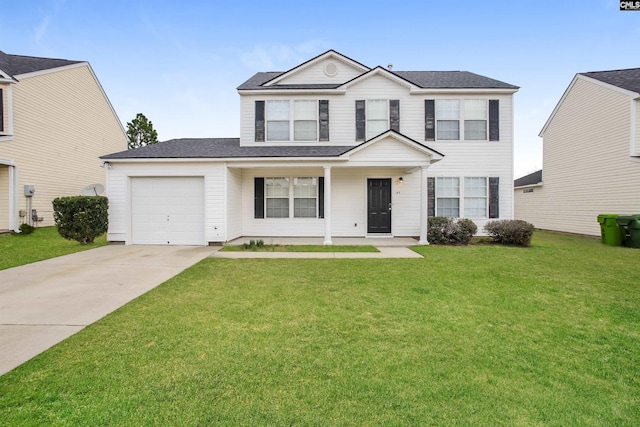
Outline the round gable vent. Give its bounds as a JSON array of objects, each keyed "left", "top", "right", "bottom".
[{"left": 324, "top": 62, "right": 338, "bottom": 77}]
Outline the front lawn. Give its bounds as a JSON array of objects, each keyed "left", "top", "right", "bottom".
[
  {"left": 0, "top": 226, "right": 107, "bottom": 270},
  {"left": 1, "top": 231, "right": 638, "bottom": 425}
]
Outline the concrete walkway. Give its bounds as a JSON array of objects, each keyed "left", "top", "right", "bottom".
[
  {"left": 213, "top": 237, "right": 423, "bottom": 259},
  {"left": 0, "top": 245, "right": 216, "bottom": 376}
]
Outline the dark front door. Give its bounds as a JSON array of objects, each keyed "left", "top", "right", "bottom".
[{"left": 367, "top": 178, "right": 391, "bottom": 233}]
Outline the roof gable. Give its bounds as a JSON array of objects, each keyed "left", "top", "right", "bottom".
[
  {"left": 340, "top": 66, "right": 419, "bottom": 91},
  {"left": 262, "top": 50, "right": 370, "bottom": 87},
  {"left": 342, "top": 130, "right": 444, "bottom": 164}
]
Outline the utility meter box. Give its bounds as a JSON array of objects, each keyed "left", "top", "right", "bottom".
[{"left": 24, "top": 185, "right": 35, "bottom": 197}]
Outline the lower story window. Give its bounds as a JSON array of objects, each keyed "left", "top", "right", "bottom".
[
  {"left": 293, "top": 177, "right": 317, "bottom": 218},
  {"left": 436, "top": 176, "right": 489, "bottom": 218},
  {"left": 266, "top": 177, "right": 289, "bottom": 218},
  {"left": 464, "top": 177, "right": 487, "bottom": 217},
  {"left": 436, "top": 177, "right": 460, "bottom": 217},
  {"left": 265, "top": 177, "right": 318, "bottom": 218}
]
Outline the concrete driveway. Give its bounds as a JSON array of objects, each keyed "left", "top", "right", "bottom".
[{"left": 0, "top": 245, "right": 216, "bottom": 376}]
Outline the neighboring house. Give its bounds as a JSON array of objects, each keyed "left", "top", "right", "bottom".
[
  {"left": 515, "top": 68, "right": 640, "bottom": 236},
  {"left": 513, "top": 169, "right": 543, "bottom": 226},
  {"left": 101, "top": 50, "right": 518, "bottom": 245},
  {"left": 0, "top": 51, "right": 127, "bottom": 231}
]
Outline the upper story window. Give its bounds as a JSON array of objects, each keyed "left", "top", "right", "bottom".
[
  {"left": 256, "top": 100, "right": 329, "bottom": 142},
  {"left": 355, "top": 99, "right": 400, "bottom": 141},
  {"left": 426, "top": 99, "right": 499, "bottom": 142}
]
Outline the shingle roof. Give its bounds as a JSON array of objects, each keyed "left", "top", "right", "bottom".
[
  {"left": 580, "top": 68, "right": 640, "bottom": 94},
  {"left": 237, "top": 70, "right": 518, "bottom": 90},
  {"left": 101, "top": 138, "right": 354, "bottom": 159},
  {"left": 514, "top": 170, "right": 543, "bottom": 187},
  {"left": 0, "top": 50, "right": 83, "bottom": 78}
]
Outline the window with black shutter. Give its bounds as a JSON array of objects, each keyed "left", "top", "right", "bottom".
[
  {"left": 319, "top": 100, "right": 329, "bottom": 141},
  {"left": 254, "top": 177, "right": 265, "bottom": 218},
  {"left": 390, "top": 99, "right": 400, "bottom": 132},
  {"left": 255, "top": 101, "right": 265, "bottom": 142},
  {"left": 355, "top": 100, "right": 365, "bottom": 141},
  {"left": 489, "top": 100, "right": 499, "bottom": 141}
]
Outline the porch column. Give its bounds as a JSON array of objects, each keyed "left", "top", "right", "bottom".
[
  {"left": 418, "top": 165, "right": 430, "bottom": 245},
  {"left": 323, "top": 166, "right": 332, "bottom": 245}
]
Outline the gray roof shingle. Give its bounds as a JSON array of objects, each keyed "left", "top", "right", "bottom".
[
  {"left": 0, "top": 50, "right": 83, "bottom": 78},
  {"left": 237, "top": 70, "right": 518, "bottom": 90},
  {"left": 514, "top": 170, "right": 542, "bottom": 187},
  {"left": 580, "top": 68, "right": 640, "bottom": 94},
  {"left": 101, "top": 138, "right": 354, "bottom": 159}
]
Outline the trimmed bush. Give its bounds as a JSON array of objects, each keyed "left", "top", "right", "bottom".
[
  {"left": 52, "top": 196, "right": 108, "bottom": 244},
  {"left": 484, "top": 219, "right": 535, "bottom": 247},
  {"left": 427, "top": 216, "right": 477, "bottom": 245},
  {"left": 18, "top": 223, "right": 36, "bottom": 235}
]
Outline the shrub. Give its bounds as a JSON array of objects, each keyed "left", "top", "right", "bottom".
[
  {"left": 484, "top": 219, "right": 535, "bottom": 247},
  {"left": 427, "top": 216, "right": 477, "bottom": 245},
  {"left": 52, "top": 196, "right": 108, "bottom": 244},
  {"left": 18, "top": 223, "right": 36, "bottom": 235}
]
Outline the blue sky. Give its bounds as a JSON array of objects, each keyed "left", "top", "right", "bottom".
[{"left": 1, "top": 0, "right": 638, "bottom": 178}]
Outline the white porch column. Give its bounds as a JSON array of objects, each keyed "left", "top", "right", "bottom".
[
  {"left": 323, "top": 166, "right": 332, "bottom": 245},
  {"left": 418, "top": 165, "right": 430, "bottom": 245}
]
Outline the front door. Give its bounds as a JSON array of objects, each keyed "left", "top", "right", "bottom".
[{"left": 367, "top": 178, "right": 391, "bottom": 234}]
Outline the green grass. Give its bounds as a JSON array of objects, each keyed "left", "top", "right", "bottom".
[
  {"left": 220, "top": 244, "right": 379, "bottom": 252},
  {"left": 0, "top": 226, "right": 107, "bottom": 270},
  {"left": 1, "top": 231, "right": 639, "bottom": 425}
]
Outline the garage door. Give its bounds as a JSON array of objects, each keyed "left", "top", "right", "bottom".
[{"left": 131, "top": 177, "right": 205, "bottom": 245}]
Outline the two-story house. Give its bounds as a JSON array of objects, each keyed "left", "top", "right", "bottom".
[
  {"left": 101, "top": 50, "right": 518, "bottom": 245},
  {"left": 515, "top": 68, "right": 640, "bottom": 236},
  {"left": 0, "top": 51, "right": 127, "bottom": 232}
]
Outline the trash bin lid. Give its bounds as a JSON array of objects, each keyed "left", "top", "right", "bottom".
[
  {"left": 616, "top": 215, "right": 635, "bottom": 226},
  {"left": 598, "top": 214, "right": 618, "bottom": 223}
]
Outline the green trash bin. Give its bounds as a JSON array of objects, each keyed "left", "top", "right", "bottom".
[
  {"left": 616, "top": 214, "right": 640, "bottom": 248},
  {"left": 597, "top": 214, "right": 624, "bottom": 246}
]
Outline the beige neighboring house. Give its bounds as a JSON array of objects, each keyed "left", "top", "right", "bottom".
[
  {"left": 0, "top": 51, "right": 127, "bottom": 231},
  {"left": 514, "top": 68, "right": 640, "bottom": 236}
]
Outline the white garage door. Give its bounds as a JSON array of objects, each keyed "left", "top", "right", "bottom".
[{"left": 131, "top": 177, "right": 205, "bottom": 245}]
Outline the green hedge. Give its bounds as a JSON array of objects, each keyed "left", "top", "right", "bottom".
[{"left": 52, "top": 196, "right": 108, "bottom": 244}]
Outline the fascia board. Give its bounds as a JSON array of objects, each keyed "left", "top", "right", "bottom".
[
  {"left": 14, "top": 61, "right": 89, "bottom": 80},
  {"left": 237, "top": 88, "right": 346, "bottom": 95}
]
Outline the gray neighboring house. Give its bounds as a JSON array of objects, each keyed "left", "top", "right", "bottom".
[{"left": 514, "top": 68, "right": 640, "bottom": 235}]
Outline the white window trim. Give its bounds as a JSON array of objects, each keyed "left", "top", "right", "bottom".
[
  {"left": 265, "top": 100, "right": 320, "bottom": 142},
  {"left": 435, "top": 99, "right": 489, "bottom": 142}
]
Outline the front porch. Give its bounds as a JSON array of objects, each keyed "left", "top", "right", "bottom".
[{"left": 225, "top": 236, "right": 420, "bottom": 247}]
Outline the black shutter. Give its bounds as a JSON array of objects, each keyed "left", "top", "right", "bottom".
[
  {"left": 425, "top": 100, "right": 435, "bottom": 141},
  {"left": 254, "top": 177, "right": 265, "bottom": 218},
  {"left": 488, "top": 177, "right": 499, "bottom": 218},
  {"left": 427, "top": 177, "right": 435, "bottom": 217},
  {"left": 355, "top": 100, "right": 365, "bottom": 141},
  {"left": 489, "top": 100, "right": 499, "bottom": 141},
  {"left": 319, "top": 100, "right": 329, "bottom": 141},
  {"left": 255, "top": 101, "right": 265, "bottom": 142},
  {"left": 318, "top": 177, "right": 325, "bottom": 218},
  {"left": 390, "top": 99, "right": 400, "bottom": 132},
  {"left": 0, "top": 88, "right": 3, "bottom": 132}
]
